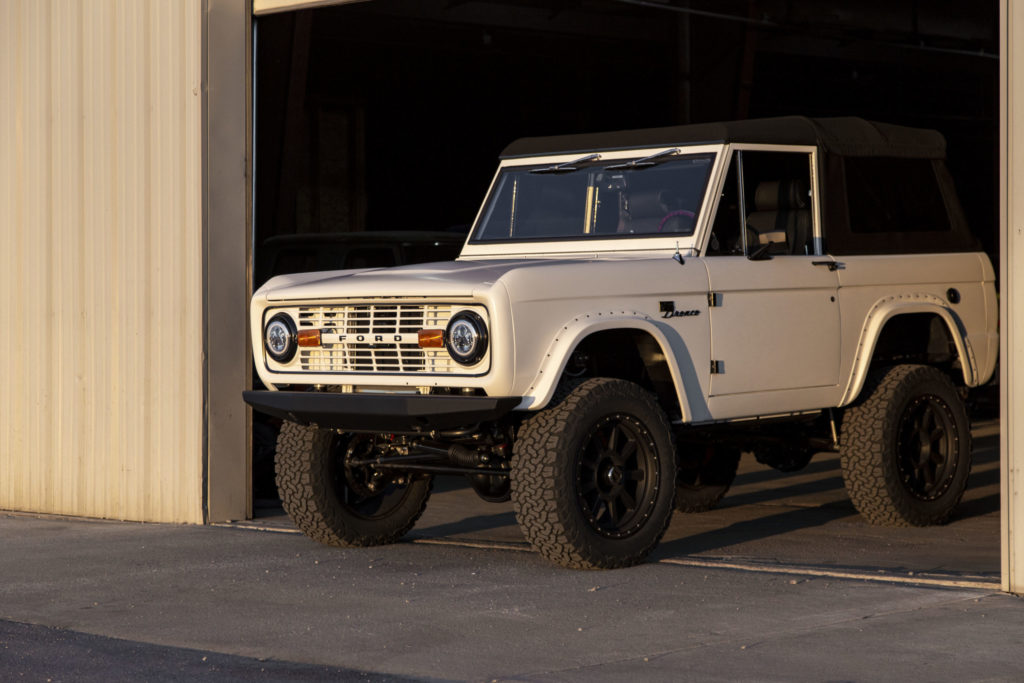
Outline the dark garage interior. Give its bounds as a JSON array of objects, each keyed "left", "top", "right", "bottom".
[{"left": 251, "top": 0, "right": 998, "bottom": 503}]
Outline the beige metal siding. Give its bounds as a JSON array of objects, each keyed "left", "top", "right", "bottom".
[
  {"left": 0, "top": 0, "right": 204, "bottom": 523},
  {"left": 1002, "top": 0, "right": 1024, "bottom": 594},
  {"left": 253, "top": 0, "right": 368, "bottom": 16}
]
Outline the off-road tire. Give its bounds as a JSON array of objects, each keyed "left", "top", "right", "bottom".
[
  {"left": 511, "top": 378, "right": 677, "bottom": 569},
  {"left": 840, "top": 364, "right": 971, "bottom": 527},
  {"left": 675, "top": 446, "right": 741, "bottom": 513},
  {"left": 275, "top": 421, "right": 432, "bottom": 547}
]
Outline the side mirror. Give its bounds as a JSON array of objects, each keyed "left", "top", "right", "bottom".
[
  {"left": 748, "top": 242, "right": 774, "bottom": 261},
  {"left": 748, "top": 229, "right": 786, "bottom": 261}
]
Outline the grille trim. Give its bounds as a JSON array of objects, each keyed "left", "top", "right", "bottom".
[{"left": 264, "top": 302, "right": 489, "bottom": 376}]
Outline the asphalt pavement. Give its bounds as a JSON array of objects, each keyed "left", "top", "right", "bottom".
[{"left": 2, "top": 420, "right": 1020, "bottom": 681}]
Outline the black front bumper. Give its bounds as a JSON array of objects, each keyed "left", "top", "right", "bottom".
[{"left": 243, "top": 390, "right": 522, "bottom": 432}]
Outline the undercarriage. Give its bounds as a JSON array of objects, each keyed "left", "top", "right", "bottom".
[{"left": 335, "top": 424, "right": 515, "bottom": 503}]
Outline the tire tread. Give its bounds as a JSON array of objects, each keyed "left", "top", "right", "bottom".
[
  {"left": 840, "top": 364, "right": 971, "bottom": 527},
  {"left": 275, "top": 422, "right": 431, "bottom": 547},
  {"left": 511, "top": 378, "right": 676, "bottom": 569}
]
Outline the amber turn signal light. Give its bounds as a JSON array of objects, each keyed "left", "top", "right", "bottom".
[
  {"left": 417, "top": 329, "right": 445, "bottom": 348},
  {"left": 297, "top": 329, "right": 321, "bottom": 347}
]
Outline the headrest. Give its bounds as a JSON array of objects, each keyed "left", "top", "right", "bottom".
[
  {"left": 754, "top": 180, "right": 809, "bottom": 212},
  {"left": 658, "top": 189, "right": 686, "bottom": 210},
  {"left": 627, "top": 189, "right": 665, "bottom": 217},
  {"left": 628, "top": 189, "right": 690, "bottom": 217}
]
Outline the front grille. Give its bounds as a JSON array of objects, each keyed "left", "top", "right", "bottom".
[
  {"left": 296, "top": 304, "right": 450, "bottom": 334},
  {"left": 291, "top": 303, "right": 479, "bottom": 375}
]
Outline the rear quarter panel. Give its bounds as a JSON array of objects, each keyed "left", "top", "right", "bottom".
[{"left": 836, "top": 252, "right": 997, "bottom": 405}]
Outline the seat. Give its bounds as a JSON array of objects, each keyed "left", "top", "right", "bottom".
[
  {"left": 746, "top": 179, "right": 812, "bottom": 255},
  {"left": 621, "top": 188, "right": 696, "bottom": 234},
  {"left": 621, "top": 189, "right": 665, "bottom": 233}
]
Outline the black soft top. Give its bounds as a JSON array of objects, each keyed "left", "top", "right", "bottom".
[{"left": 501, "top": 116, "right": 946, "bottom": 160}]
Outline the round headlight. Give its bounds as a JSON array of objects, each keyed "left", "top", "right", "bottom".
[
  {"left": 265, "top": 313, "right": 297, "bottom": 363},
  {"left": 445, "top": 311, "right": 488, "bottom": 366}
]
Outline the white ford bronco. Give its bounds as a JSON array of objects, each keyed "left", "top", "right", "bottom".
[{"left": 244, "top": 116, "right": 997, "bottom": 569}]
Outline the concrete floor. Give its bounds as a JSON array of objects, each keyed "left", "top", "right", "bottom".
[
  {"left": 246, "top": 420, "right": 1001, "bottom": 585},
  {"left": 3, "top": 512, "right": 1020, "bottom": 682},
  {"left": 0, "top": 421, "right": 1013, "bottom": 681}
]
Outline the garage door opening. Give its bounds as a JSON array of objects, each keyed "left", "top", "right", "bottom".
[
  {"left": 251, "top": 0, "right": 701, "bottom": 502},
  {"left": 248, "top": 0, "right": 999, "bottom": 579}
]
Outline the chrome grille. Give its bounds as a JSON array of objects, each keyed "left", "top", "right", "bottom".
[
  {"left": 297, "top": 304, "right": 450, "bottom": 334},
  {"left": 291, "top": 303, "right": 479, "bottom": 375}
]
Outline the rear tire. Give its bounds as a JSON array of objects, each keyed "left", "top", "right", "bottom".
[
  {"left": 275, "top": 422, "right": 432, "bottom": 546},
  {"left": 840, "top": 365, "right": 971, "bottom": 526},
  {"left": 675, "top": 445, "right": 741, "bottom": 513},
  {"left": 511, "top": 378, "right": 677, "bottom": 569}
]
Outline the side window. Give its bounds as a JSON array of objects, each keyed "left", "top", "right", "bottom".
[
  {"left": 706, "top": 150, "right": 815, "bottom": 257},
  {"left": 845, "top": 157, "right": 950, "bottom": 234},
  {"left": 825, "top": 157, "right": 980, "bottom": 256}
]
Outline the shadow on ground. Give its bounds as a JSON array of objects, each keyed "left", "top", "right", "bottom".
[{"left": 253, "top": 423, "right": 1001, "bottom": 577}]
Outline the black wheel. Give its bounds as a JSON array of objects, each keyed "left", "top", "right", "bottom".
[
  {"left": 467, "top": 472, "right": 511, "bottom": 503},
  {"left": 675, "top": 445, "right": 741, "bottom": 513},
  {"left": 753, "top": 444, "right": 815, "bottom": 473},
  {"left": 840, "top": 364, "right": 971, "bottom": 526},
  {"left": 511, "top": 378, "right": 677, "bottom": 569},
  {"left": 275, "top": 422, "right": 432, "bottom": 546}
]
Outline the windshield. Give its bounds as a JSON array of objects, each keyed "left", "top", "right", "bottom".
[{"left": 471, "top": 153, "right": 714, "bottom": 243}]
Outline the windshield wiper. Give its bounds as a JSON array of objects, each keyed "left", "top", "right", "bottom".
[
  {"left": 605, "top": 148, "right": 681, "bottom": 170},
  {"left": 530, "top": 153, "right": 602, "bottom": 174}
]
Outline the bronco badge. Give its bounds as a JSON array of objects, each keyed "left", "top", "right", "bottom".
[{"left": 659, "top": 301, "right": 700, "bottom": 318}]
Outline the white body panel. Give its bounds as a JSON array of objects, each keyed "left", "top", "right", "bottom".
[
  {"left": 834, "top": 252, "right": 998, "bottom": 405},
  {"left": 705, "top": 256, "right": 841, "bottom": 395}
]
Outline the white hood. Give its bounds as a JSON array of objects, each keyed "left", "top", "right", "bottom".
[{"left": 258, "top": 258, "right": 584, "bottom": 301}]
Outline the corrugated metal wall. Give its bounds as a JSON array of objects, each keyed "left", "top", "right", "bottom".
[
  {"left": 253, "top": 0, "right": 368, "bottom": 16},
  {"left": 0, "top": 0, "right": 205, "bottom": 523}
]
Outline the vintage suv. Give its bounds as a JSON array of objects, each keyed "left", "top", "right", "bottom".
[{"left": 244, "top": 117, "right": 997, "bottom": 570}]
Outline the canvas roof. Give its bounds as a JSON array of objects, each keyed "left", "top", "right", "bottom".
[{"left": 501, "top": 116, "right": 947, "bottom": 160}]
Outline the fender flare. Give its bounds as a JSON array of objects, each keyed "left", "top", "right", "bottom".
[
  {"left": 839, "top": 294, "right": 978, "bottom": 406},
  {"left": 515, "top": 311, "right": 698, "bottom": 422}
]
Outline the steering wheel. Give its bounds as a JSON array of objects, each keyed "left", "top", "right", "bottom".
[{"left": 658, "top": 209, "right": 696, "bottom": 232}]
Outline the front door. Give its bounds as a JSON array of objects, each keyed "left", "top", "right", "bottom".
[
  {"left": 704, "top": 256, "right": 840, "bottom": 396},
  {"left": 701, "top": 146, "right": 841, "bottom": 399}
]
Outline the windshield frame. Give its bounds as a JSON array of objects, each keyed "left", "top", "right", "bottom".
[{"left": 460, "top": 144, "right": 725, "bottom": 258}]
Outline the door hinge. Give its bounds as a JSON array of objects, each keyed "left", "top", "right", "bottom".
[
  {"left": 708, "top": 292, "right": 722, "bottom": 307},
  {"left": 710, "top": 360, "right": 724, "bottom": 374}
]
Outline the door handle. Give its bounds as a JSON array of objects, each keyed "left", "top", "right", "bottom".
[{"left": 812, "top": 260, "right": 842, "bottom": 271}]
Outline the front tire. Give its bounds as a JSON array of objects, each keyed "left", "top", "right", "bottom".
[
  {"left": 840, "top": 364, "right": 971, "bottom": 526},
  {"left": 275, "top": 422, "right": 432, "bottom": 547},
  {"left": 511, "top": 378, "right": 677, "bottom": 569}
]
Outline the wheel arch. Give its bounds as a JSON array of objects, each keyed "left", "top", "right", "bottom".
[
  {"left": 840, "top": 296, "right": 978, "bottom": 406},
  {"left": 517, "top": 315, "right": 695, "bottom": 421}
]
